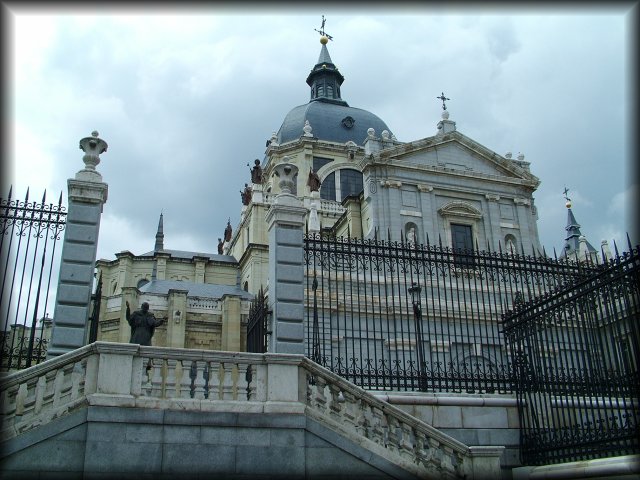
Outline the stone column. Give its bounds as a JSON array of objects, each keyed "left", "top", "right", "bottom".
[
  {"left": 167, "top": 289, "right": 188, "bottom": 348},
  {"left": 265, "top": 161, "right": 307, "bottom": 355},
  {"left": 48, "top": 131, "right": 108, "bottom": 359},
  {"left": 221, "top": 294, "right": 241, "bottom": 351}
]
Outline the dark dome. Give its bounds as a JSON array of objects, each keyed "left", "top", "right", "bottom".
[{"left": 277, "top": 100, "right": 392, "bottom": 146}]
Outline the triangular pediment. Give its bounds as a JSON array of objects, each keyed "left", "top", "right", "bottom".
[{"left": 376, "top": 131, "right": 539, "bottom": 186}]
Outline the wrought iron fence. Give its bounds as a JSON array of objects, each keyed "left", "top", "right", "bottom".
[
  {"left": 247, "top": 287, "right": 270, "bottom": 353},
  {"left": 502, "top": 240, "right": 640, "bottom": 466},
  {"left": 304, "top": 233, "right": 597, "bottom": 394},
  {"left": 1, "top": 188, "right": 66, "bottom": 371}
]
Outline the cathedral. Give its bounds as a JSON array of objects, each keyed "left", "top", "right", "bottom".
[{"left": 94, "top": 31, "right": 595, "bottom": 350}]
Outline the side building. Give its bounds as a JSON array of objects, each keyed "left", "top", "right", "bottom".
[{"left": 94, "top": 214, "right": 252, "bottom": 351}]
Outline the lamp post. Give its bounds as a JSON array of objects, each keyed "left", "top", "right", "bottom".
[{"left": 408, "top": 282, "right": 426, "bottom": 391}]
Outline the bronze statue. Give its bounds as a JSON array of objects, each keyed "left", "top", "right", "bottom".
[
  {"left": 217, "top": 238, "right": 223, "bottom": 254},
  {"left": 240, "top": 183, "right": 252, "bottom": 206},
  {"left": 126, "top": 301, "right": 164, "bottom": 346},
  {"left": 307, "top": 169, "right": 321, "bottom": 192},
  {"left": 224, "top": 220, "right": 232, "bottom": 242},
  {"left": 251, "top": 159, "right": 263, "bottom": 184}
]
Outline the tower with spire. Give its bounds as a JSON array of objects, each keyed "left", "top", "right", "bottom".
[{"left": 558, "top": 188, "right": 599, "bottom": 262}]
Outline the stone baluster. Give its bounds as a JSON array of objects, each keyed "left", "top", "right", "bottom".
[
  {"left": 231, "top": 363, "right": 240, "bottom": 400},
  {"left": 441, "top": 445, "right": 456, "bottom": 475},
  {"left": 313, "top": 375, "right": 328, "bottom": 412},
  {"left": 149, "top": 359, "right": 164, "bottom": 397},
  {"left": 340, "top": 390, "right": 358, "bottom": 430},
  {"left": 52, "top": 369, "right": 65, "bottom": 408},
  {"left": 217, "top": 362, "right": 226, "bottom": 400},
  {"left": 399, "top": 422, "right": 415, "bottom": 461},
  {"left": 386, "top": 415, "right": 400, "bottom": 454},
  {"left": 202, "top": 361, "right": 212, "bottom": 399},
  {"left": 70, "top": 361, "right": 84, "bottom": 402},
  {"left": 34, "top": 376, "right": 46, "bottom": 415},
  {"left": 176, "top": 360, "right": 190, "bottom": 399},
  {"left": 327, "top": 383, "right": 342, "bottom": 420},
  {"left": 164, "top": 359, "right": 178, "bottom": 398},
  {"left": 370, "top": 405, "right": 386, "bottom": 446},
  {"left": 192, "top": 361, "right": 207, "bottom": 399},
  {"left": 236, "top": 363, "right": 251, "bottom": 401},
  {"left": 15, "top": 383, "right": 27, "bottom": 416}
]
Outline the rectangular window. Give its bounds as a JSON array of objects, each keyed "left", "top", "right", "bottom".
[
  {"left": 339, "top": 169, "right": 363, "bottom": 202},
  {"left": 451, "top": 223, "right": 475, "bottom": 267}
]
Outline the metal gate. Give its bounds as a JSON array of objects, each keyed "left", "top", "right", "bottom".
[
  {"left": 246, "top": 287, "right": 270, "bottom": 353},
  {"left": 502, "top": 239, "right": 640, "bottom": 465},
  {"left": 0, "top": 188, "right": 67, "bottom": 371}
]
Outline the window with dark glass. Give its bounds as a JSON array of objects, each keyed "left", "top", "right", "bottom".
[
  {"left": 320, "top": 172, "right": 336, "bottom": 200},
  {"left": 451, "top": 223, "right": 475, "bottom": 267},
  {"left": 339, "top": 169, "right": 364, "bottom": 202},
  {"left": 313, "top": 156, "right": 333, "bottom": 171}
]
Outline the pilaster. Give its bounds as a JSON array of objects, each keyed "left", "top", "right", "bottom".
[
  {"left": 266, "top": 161, "right": 307, "bottom": 355},
  {"left": 167, "top": 289, "right": 188, "bottom": 348},
  {"left": 48, "top": 131, "right": 109, "bottom": 359},
  {"left": 221, "top": 294, "right": 241, "bottom": 351}
]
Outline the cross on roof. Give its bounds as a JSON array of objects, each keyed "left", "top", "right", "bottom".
[
  {"left": 563, "top": 186, "right": 571, "bottom": 201},
  {"left": 314, "top": 15, "right": 333, "bottom": 40},
  {"left": 437, "top": 92, "right": 450, "bottom": 111}
]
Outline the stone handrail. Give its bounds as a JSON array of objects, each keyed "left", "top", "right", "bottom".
[{"left": 0, "top": 342, "right": 503, "bottom": 479}]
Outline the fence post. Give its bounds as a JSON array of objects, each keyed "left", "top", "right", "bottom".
[
  {"left": 265, "top": 161, "right": 307, "bottom": 355},
  {"left": 48, "top": 131, "right": 108, "bottom": 359}
]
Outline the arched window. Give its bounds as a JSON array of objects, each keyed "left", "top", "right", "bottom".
[{"left": 320, "top": 172, "right": 336, "bottom": 200}]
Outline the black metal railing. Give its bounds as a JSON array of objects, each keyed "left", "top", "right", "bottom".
[
  {"left": 247, "top": 287, "right": 270, "bottom": 353},
  {"left": 304, "top": 233, "right": 597, "bottom": 393},
  {"left": 1, "top": 188, "right": 66, "bottom": 371},
  {"left": 503, "top": 240, "right": 640, "bottom": 466}
]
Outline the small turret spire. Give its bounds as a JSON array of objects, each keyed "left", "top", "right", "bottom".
[
  {"left": 154, "top": 212, "right": 164, "bottom": 252},
  {"left": 559, "top": 188, "right": 597, "bottom": 259},
  {"left": 306, "top": 16, "right": 347, "bottom": 106}
]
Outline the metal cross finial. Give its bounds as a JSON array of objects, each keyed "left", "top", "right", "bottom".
[
  {"left": 437, "top": 92, "right": 450, "bottom": 111},
  {"left": 563, "top": 186, "right": 571, "bottom": 201},
  {"left": 314, "top": 15, "right": 334, "bottom": 40}
]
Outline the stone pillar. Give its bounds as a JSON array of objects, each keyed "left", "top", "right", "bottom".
[
  {"left": 221, "top": 294, "right": 241, "bottom": 351},
  {"left": 265, "top": 161, "right": 307, "bottom": 355},
  {"left": 167, "top": 289, "right": 188, "bottom": 348},
  {"left": 48, "top": 131, "right": 108, "bottom": 359}
]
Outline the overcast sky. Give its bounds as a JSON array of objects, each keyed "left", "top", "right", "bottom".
[{"left": 4, "top": 4, "right": 637, "bottom": 264}]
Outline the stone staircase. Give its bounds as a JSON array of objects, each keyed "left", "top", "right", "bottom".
[{"left": 0, "top": 342, "right": 503, "bottom": 478}]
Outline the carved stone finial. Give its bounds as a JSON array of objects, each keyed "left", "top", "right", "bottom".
[
  {"left": 381, "top": 130, "right": 390, "bottom": 140},
  {"left": 442, "top": 110, "right": 450, "bottom": 120},
  {"left": 77, "top": 131, "right": 108, "bottom": 181},
  {"left": 505, "top": 151, "right": 513, "bottom": 159},
  {"left": 303, "top": 120, "right": 313, "bottom": 137},
  {"left": 367, "top": 128, "right": 375, "bottom": 139},
  {"left": 517, "top": 152, "right": 525, "bottom": 161},
  {"left": 273, "top": 157, "right": 298, "bottom": 194}
]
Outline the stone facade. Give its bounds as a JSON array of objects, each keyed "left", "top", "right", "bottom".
[{"left": 95, "top": 250, "right": 252, "bottom": 351}]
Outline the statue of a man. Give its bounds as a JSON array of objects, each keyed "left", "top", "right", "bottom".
[
  {"left": 240, "top": 183, "right": 252, "bottom": 205},
  {"left": 126, "top": 301, "right": 164, "bottom": 346},
  {"left": 251, "top": 159, "right": 263, "bottom": 184},
  {"left": 224, "top": 220, "right": 232, "bottom": 242},
  {"left": 217, "top": 238, "right": 223, "bottom": 254},
  {"left": 307, "top": 169, "right": 321, "bottom": 192}
]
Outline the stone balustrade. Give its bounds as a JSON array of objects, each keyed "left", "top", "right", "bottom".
[{"left": 0, "top": 341, "right": 503, "bottom": 479}]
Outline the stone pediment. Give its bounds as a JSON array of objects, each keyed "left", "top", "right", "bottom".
[
  {"left": 376, "top": 131, "right": 539, "bottom": 186},
  {"left": 438, "top": 201, "right": 483, "bottom": 219}
]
